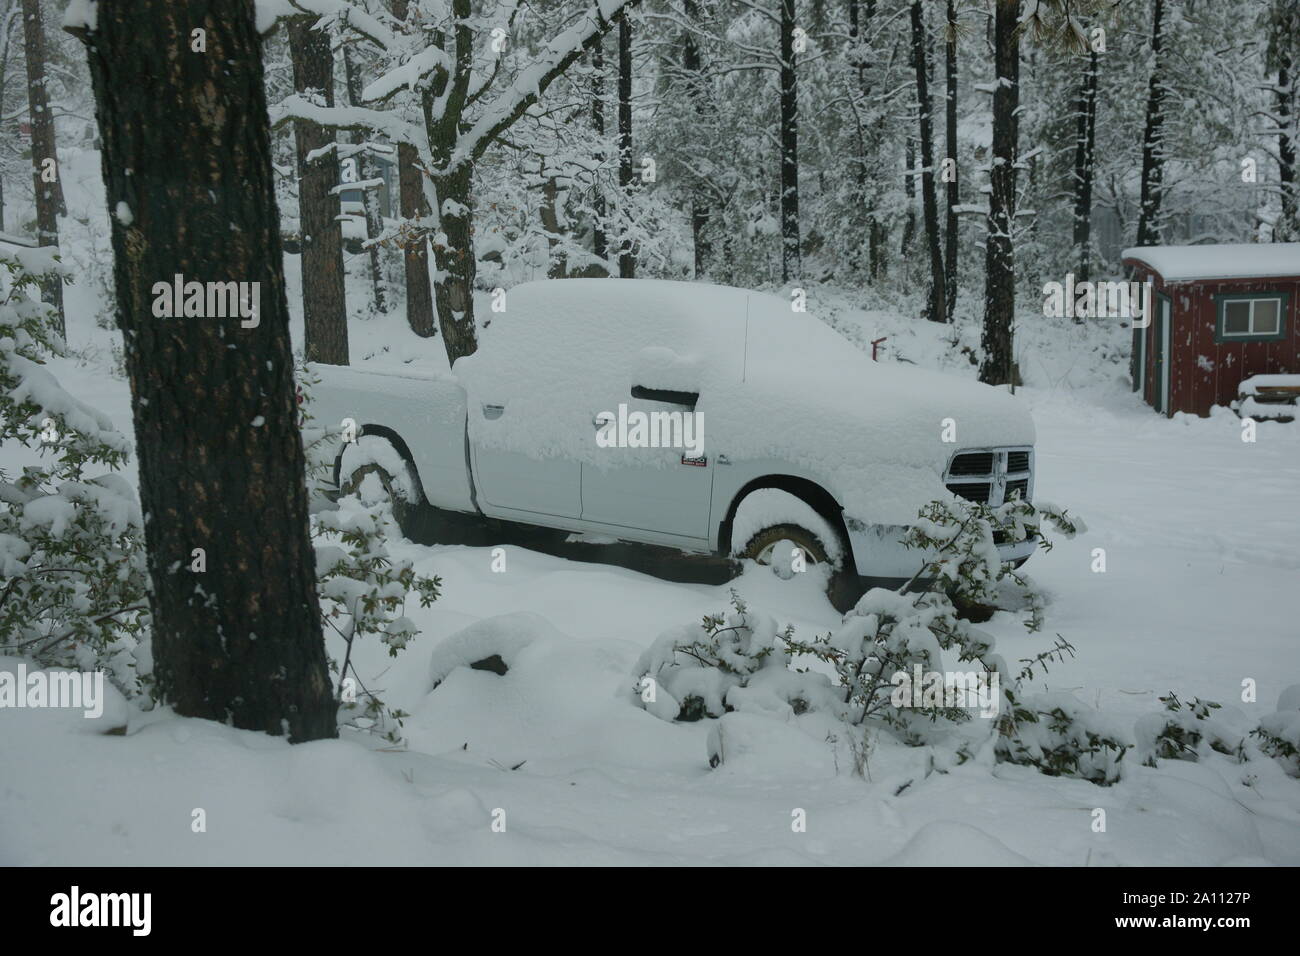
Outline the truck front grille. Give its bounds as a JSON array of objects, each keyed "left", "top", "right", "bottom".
[{"left": 945, "top": 447, "right": 1034, "bottom": 506}]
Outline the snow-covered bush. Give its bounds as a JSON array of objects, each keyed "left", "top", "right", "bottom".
[
  {"left": 313, "top": 486, "right": 440, "bottom": 744},
  {"left": 630, "top": 590, "right": 833, "bottom": 722},
  {"left": 794, "top": 586, "right": 993, "bottom": 746},
  {"left": 0, "top": 244, "right": 150, "bottom": 698},
  {"left": 1253, "top": 685, "right": 1300, "bottom": 778},
  {"left": 905, "top": 496, "right": 1083, "bottom": 630},
  {"left": 635, "top": 494, "right": 1119, "bottom": 783},
  {"left": 1134, "top": 693, "right": 1244, "bottom": 765},
  {"left": 298, "top": 369, "right": 440, "bottom": 744},
  {"left": 809, "top": 496, "right": 1082, "bottom": 747},
  {"left": 995, "top": 692, "right": 1132, "bottom": 786}
]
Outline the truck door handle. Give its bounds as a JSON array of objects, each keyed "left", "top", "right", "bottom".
[{"left": 483, "top": 404, "right": 505, "bottom": 420}]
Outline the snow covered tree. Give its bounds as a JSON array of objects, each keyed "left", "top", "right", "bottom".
[
  {"left": 617, "top": 14, "right": 637, "bottom": 277},
  {"left": 778, "top": 0, "right": 800, "bottom": 281},
  {"left": 978, "top": 0, "right": 1021, "bottom": 386},
  {"left": 388, "top": 0, "right": 435, "bottom": 337},
  {"left": 943, "top": 0, "right": 960, "bottom": 319},
  {"left": 1266, "top": 0, "right": 1299, "bottom": 240},
  {"left": 287, "top": 14, "right": 349, "bottom": 364},
  {"left": 69, "top": 0, "right": 337, "bottom": 742},
  {"left": 1070, "top": 44, "right": 1099, "bottom": 280},
  {"left": 910, "top": 0, "right": 946, "bottom": 323},
  {"left": 20, "top": 0, "right": 64, "bottom": 335},
  {"left": 341, "top": 41, "right": 391, "bottom": 315},
  {"left": 679, "top": 0, "right": 711, "bottom": 275},
  {"left": 1134, "top": 0, "right": 1169, "bottom": 247},
  {"left": 269, "top": 0, "right": 640, "bottom": 366}
]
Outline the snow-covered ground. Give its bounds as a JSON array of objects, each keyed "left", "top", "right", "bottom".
[{"left": 2, "top": 160, "right": 1298, "bottom": 864}]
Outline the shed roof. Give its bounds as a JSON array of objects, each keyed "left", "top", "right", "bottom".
[{"left": 1121, "top": 243, "right": 1300, "bottom": 282}]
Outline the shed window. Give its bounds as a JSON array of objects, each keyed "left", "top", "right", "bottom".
[{"left": 1215, "top": 294, "right": 1288, "bottom": 342}]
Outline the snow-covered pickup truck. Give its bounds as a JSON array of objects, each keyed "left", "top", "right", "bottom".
[{"left": 310, "top": 280, "right": 1036, "bottom": 592}]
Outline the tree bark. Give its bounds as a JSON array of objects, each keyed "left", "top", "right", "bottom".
[
  {"left": 778, "top": 0, "right": 800, "bottom": 282},
  {"left": 541, "top": 170, "right": 567, "bottom": 278},
  {"left": 342, "top": 42, "right": 388, "bottom": 314},
  {"left": 21, "top": 0, "right": 64, "bottom": 335},
  {"left": 683, "top": 0, "right": 711, "bottom": 277},
  {"left": 390, "top": 0, "right": 436, "bottom": 337},
  {"left": 1273, "top": 0, "right": 1298, "bottom": 241},
  {"left": 69, "top": 0, "right": 336, "bottom": 742},
  {"left": 1134, "top": 0, "right": 1166, "bottom": 248},
  {"left": 288, "top": 18, "right": 348, "bottom": 364},
  {"left": 1072, "top": 47, "right": 1098, "bottom": 283},
  {"left": 911, "top": 1, "right": 947, "bottom": 324},
  {"left": 1071, "top": 48, "right": 1102, "bottom": 280},
  {"left": 944, "top": 0, "right": 958, "bottom": 322},
  {"left": 591, "top": 38, "right": 607, "bottom": 263},
  {"left": 978, "top": 0, "right": 1020, "bottom": 387},
  {"left": 617, "top": 15, "right": 636, "bottom": 278},
  {"left": 901, "top": 136, "right": 916, "bottom": 259}
]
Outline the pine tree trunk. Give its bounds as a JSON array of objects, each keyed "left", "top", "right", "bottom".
[
  {"left": 542, "top": 172, "right": 567, "bottom": 278},
  {"left": 1276, "top": 13, "right": 1297, "bottom": 241},
  {"left": 397, "top": 142, "right": 436, "bottom": 336},
  {"left": 617, "top": 16, "right": 636, "bottom": 278},
  {"left": 591, "top": 39, "right": 608, "bottom": 264},
  {"left": 429, "top": 165, "right": 477, "bottom": 366},
  {"left": 1072, "top": 48, "right": 1099, "bottom": 282},
  {"left": 1135, "top": 0, "right": 1166, "bottom": 248},
  {"left": 21, "top": 0, "right": 63, "bottom": 336},
  {"left": 342, "top": 43, "right": 388, "bottom": 314},
  {"left": 850, "top": 0, "right": 882, "bottom": 285},
  {"left": 978, "top": 0, "right": 1020, "bottom": 387},
  {"left": 944, "top": 0, "right": 959, "bottom": 322},
  {"left": 911, "top": 1, "right": 947, "bottom": 324},
  {"left": 69, "top": 0, "right": 336, "bottom": 743},
  {"left": 391, "top": 0, "right": 436, "bottom": 337},
  {"left": 901, "top": 137, "right": 916, "bottom": 259},
  {"left": 683, "top": 0, "right": 710, "bottom": 277},
  {"left": 288, "top": 18, "right": 348, "bottom": 364},
  {"left": 779, "top": 0, "right": 800, "bottom": 282}
]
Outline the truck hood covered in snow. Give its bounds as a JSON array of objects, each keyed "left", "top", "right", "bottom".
[{"left": 457, "top": 280, "right": 1035, "bottom": 526}]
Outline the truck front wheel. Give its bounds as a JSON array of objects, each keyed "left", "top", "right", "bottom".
[{"left": 339, "top": 462, "right": 423, "bottom": 541}]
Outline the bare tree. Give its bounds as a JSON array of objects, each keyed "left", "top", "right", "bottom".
[
  {"left": 1134, "top": 0, "right": 1168, "bottom": 248},
  {"left": 21, "top": 0, "right": 64, "bottom": 334},
  {"left": 288, "top": 16, "right": 348, "bottom": 364},
  {"left": 944, "top": 0, "right": 959, "bottom": 321},
  {"left": 618, "top": 14, "right": 636, "bottom": 277},
  {"left": 779, "top": 0, "right": 800, "bottom": 281},
  {"left": 978, "top": 0, "right": 1020, "bottom": 386},
  {"left": 342, "top": 42, "right": 389, "bottom": 314},
  {"left": 911, "top": 1, "right": 947, "bottom": 324}
]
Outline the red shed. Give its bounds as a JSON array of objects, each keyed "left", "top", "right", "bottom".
[{"left": 1121, "top": 243, "right": 1300, "bottom": 417}]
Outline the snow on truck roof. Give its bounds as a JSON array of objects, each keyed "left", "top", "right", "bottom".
[
  {"left": 1121, "top": 243, "right": 1300, "bottom": 282},
  {"left": 498, "top": 278, "right": 847, "bottom": 377}
]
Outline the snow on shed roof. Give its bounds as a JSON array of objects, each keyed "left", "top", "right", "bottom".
[{"left": 1121, "top": 243, "right": 1300, "bottom": 282}]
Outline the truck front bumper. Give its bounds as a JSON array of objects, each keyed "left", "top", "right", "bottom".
[{"left": 844, "top": 521, "right": 1038, "bottom": 580}]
